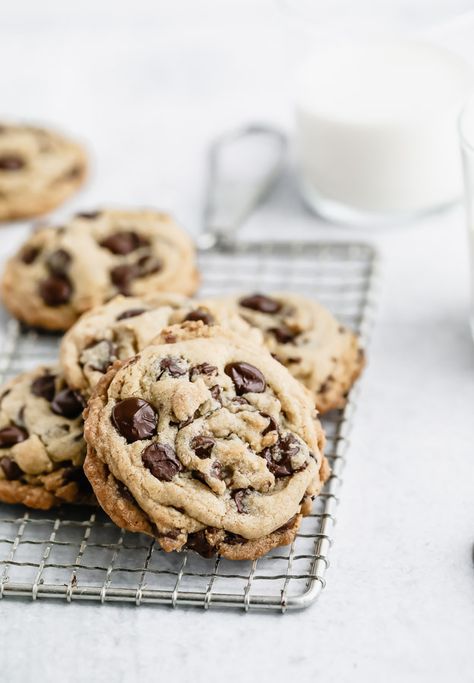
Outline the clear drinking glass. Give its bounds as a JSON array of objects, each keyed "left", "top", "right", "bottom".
[{"left": 459, "top": 96, "right": 474, "bottom": 340}]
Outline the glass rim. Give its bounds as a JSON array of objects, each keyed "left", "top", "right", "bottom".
[{"left": 459, "top": 94, "right": 474, "bottom": 153}]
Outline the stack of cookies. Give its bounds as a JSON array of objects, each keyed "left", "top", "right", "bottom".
[{"left": 0, "top": 123, "right": 364, "bottom": 561}]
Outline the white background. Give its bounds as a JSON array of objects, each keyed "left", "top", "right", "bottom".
[{"left": 0, "top": 2, "right": 473, "bottom": 682}]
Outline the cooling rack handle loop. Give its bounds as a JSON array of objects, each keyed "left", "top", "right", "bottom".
[{"left": 199, "top": 123, "right": 287, "bottom": 250}]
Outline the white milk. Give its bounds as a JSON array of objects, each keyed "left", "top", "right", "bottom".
[{"left": 295, "top": 41, "right": 474, "bottom": 221}]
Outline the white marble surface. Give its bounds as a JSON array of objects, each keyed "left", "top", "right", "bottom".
[{"left": 0, "top": 2, "right": 473, "bottom": 682}]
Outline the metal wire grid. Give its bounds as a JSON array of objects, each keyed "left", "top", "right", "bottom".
[{"left": 0, "top": 240, "right": 378, "bottom": 611}]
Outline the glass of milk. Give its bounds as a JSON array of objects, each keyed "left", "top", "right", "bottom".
[
  {"left": 294, "top": 40, "right": 474, "bottom": 225},
  {"left": 459, "top": 96, "right": 474, "bottom": 341}
]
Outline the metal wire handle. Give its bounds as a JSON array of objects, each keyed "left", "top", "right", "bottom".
[{"left": 199, "top": 123, "right": 287, "bottom": 249}]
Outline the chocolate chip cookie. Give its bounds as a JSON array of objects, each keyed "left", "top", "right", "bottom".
[
  {"left": 84, "top": 324, "right": 327, "bottom": 560},
  {"left": 216, "top": 293, "right": 365, "bottom": 413},
  {"left": 60, "top": 293, "right": 261, "bottom": 398},
  {"left": 1, "top": 209, "right": 200, "bottom": 331},
  {"left": 0, "top": 365, "right": 92, "bottom": 510},
  {"left": 0, "top": 123, "right": 87, "bottom": 221}
]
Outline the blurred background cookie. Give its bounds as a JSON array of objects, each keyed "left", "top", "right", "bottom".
[
  {"left": 0, "top": 364, "right": 92, "bottom": 509},
  {"left": 0, "top": 122, "right": 87, "bottom": 221},
  {"left": 217, "top": 292, "right": 365, "bottom": 413},
  {"left": 1, "top": 208, "right": 200, "bottom": 331}
]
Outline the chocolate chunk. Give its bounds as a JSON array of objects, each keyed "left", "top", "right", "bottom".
[
  {"left": 21, "top": 246, "right": 40, "bottom": 265},
  {"left": 31, "top": 373, "right": 56, "bottom": 402},
  {"left": 269, "top": 325, "right": 298, "bottom": 344},
  {"left": 224, "top": 362, "right": 266, "bottom": 395},
  {"left": 239, "top": 294, "right": 281, "bottom": 314},
  {"left": 189, "top": 363, "right": 218, "bottom": 381},
  {"left": 210, "top": 385, "right": 221, "bottom": 401},
  {"left": 112, "top": 397, "right": 157, "bottom": 443},
  {"left": 135, "top": 254, "right": 161, "bottom": 276},
  {"left": 100, "top": 231, "right": 148, "bottom": 255},
  {"left": 211, "top": 461, "right": 224, "bottom": 479},
  {"left": 142, "top": 443, "right": 182, "bottom": 481},
  {"left": 191, "top": 435, "right": 215, "bottom": 459},
  {"left": 110, "top": 264, "right": 137, "bottom": 294},
  {"left": 65, "top": 164, "right": 83, "bottom": 179},
  {"left": 260, "top": 412, "right": 278, "bottom": 436},
  {"left": 261, "top": 433, "right": 302, "bottom": 477},
  {"left": 116, "top": 479, "right": 135, "bottom": 503},
  {"left": 184, "top": 309, "right": 214, "bottom": 325},
  {"left": 46, "top": 249, "right": 71, "bottom": 275},
  {"left": 0, "top": 425, "right": 28, "bottom": 448},
  {"left": 159, "top": 357, "right": 186, "bottom": 378},
  {"left": 232, "top": 489, "right": 249, "bottom": 514},
  {"left": 116, "top": 308, "right": 147, "bottom": 321},
  {"left": 51, "top": 389, "right": 85, "bottom": 419},
  {"left": 76, "top": 211, "right": 101, "bottom": 219},
  {"left": 0, "top": 155, "right": 25, "bottom": 171},
  {"left": 223, "top": 532, "right": 246, "bottom": 546},
  {"left": 0, "top": 456, "right": 22, "bottom": 480},
  {"left": 186, "top": 530, "right": 215, "bottom": 558},
  {"left": 38, "top": 274, "right": 72, "bottom": 306}
]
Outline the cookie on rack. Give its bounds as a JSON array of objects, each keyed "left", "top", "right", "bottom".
[
  {"left": 60, "top": 293, "right": 261, "bottom": 398},
  {"left": 84, "top": 322, "right": 328, "bottom": 560},
  {"left": 1, "top": 209, "right": 200, "bottom": 331},
  {"left": 0, "top": 122, "right": 87, "bottom": 221},
  {"left": 215, "top": 292, "right": 365, "bottom": 413},
  {"left": 0, "top": 365, "right": 92, "bottom": 510}
]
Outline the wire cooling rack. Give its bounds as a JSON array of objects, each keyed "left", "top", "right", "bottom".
[{"left": 0, "top": 240, "right": 378, "bottom": 611}]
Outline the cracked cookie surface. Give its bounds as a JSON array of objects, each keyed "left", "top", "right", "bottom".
[
  {"left": 60, "top": 294, "right": 261, "bottom": 397},
  {"left": 0, "top": 365, "right": 92, "bottom": 509},
  {"left": 84, "top": 324, "right": 327, "bottom": 560},
  {"left": 0, "top": 122, "right": 87, "bottom": 221},
  {"left": 216, "top": 292, "right": 365, "bottom": 413},
  {"left": 1, "top": 209, "right": 199, "bottom": 331}
]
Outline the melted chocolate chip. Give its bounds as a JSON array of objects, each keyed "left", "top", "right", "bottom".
[
  {"left": 39, "top": 274, "right": 72, "bottom": 306},
  {"left": 0, "top": 456, "right": 22, "bottom": 480},
  {"left": 224, "top": 362, "right": 266, "bottom": 395},
  {"left": 239, "top": 294, "right": 281, "bottom": 314},
  {"left": 116, "top": 308, "right": 147, "bottom": 321},
  {"left": 261, "top": 433, "right": 302, "bottom": 477},
  {"left": 232, "top": 489, "right": 249, "bottom": 514},
  {"left": 117, "top": 479, "right": 135, "bottom": 503},
  {"left": 112, "top": 397, "right": 157, "bottom": 443},
  {"left": 159, "top": 357, "right": 186, "bottom": 378},
  {"left": 260, "top": 412, "right": 278, "bottom": 436},
  {"left": 0, "top": 155, "right": 25, "bottom": 171},
  {"left": 223, "top": 532, "right": 246, "bottom": 546},
  {"left": 51, "top": 389, "right": 85, "bottom": 419},
  {"left": 189, "top": 363, "right": 218, "bottom": 381},
  {"left": 65, "top": 164, "right": 83, "bottom": 179},
  {"left": 142, "top": 443, "right": 182, "bottom": 481},
  {"left": 210, "top": 385, "right": 221, "bottom": 401},
  {"left": 186, "top": 530, "right": 215, "bottom": 558},
  {"left": 46, "top": 249, "right": 71, "bottom": 275},
  {"left": 21, "top": 246, "right": 40, "bottom": 265},
  {"left": 211, "top": 461, "right": 224, "bottom": 479},
  {"left": 110, "top": 264, "right": 137, "bottom": 294},
  {"left": 191, "top": 435, "right": 215, "bottom": 459},
  {"left": 31, "top": 373, "right": 56, "bottom": 402},
  {"left": 269, "top": 325, "right": 298, "bottom": 344},
  {"left": 184, "top": 309, "right": 214, "bottom": 325},
  {"left": 76, "top": 211, "right": 101, "bottom": 219},
  {"left": 100, "top": 231, "right": 148, "bottom": 255},
  {"left": 0, "top": 425, "right": 28, "bottom": 448},
  {"left": 135, "top": 255, "right": 161, "bottom": 277}
]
